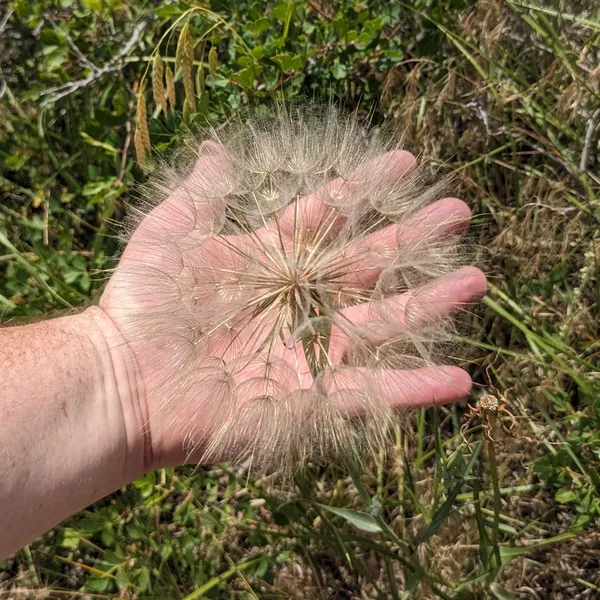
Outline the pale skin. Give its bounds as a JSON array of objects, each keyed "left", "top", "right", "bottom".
[{"left": 0, "top": 148, "right": 487, "bottom": 559}]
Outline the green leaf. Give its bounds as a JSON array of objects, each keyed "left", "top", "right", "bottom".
[
  {"left": 59, "top": 527, "right": 81, "bottom": 550},
  {"left": 271, "top": 53, "right": 304, "bottom": 72},
  {"left": 248, "top": 17, "right": 269, "bottom": 34},
  {"left": 383, "top": 48, "right": 404, "bottom": 61},
  {"left": 205, "top": 74, "right": 230, "bottom": 89},
  {"left": 126, "top": 523, "right": 145, "bottom": 540},
  {"left": 132, "top": 472, "right": 156, "bottom": 498},
  {"left": 490, "top": 584, "right": 519, "bottom": 600},
  {"left": 302, "top": 21, "right": 316, "bottom": 35},
  {"left": 272, "top": 2, "right": 295, "bottom": 22},
  {"left": 82, "top": 179, "right": 114, "bottom": 197},
  {"left": 414, "top": 441, "right": 482, "bottom": 546},
  {"left": 77, "top": 514, "right": 105, "bottom": 535},
  {"left": 115, "top": 567, "right": 129, "bottom": 590},
  {"left": 355, "top": 31, "right": 375, "bottom": 46},
  {"left": 197, "top": 91, "right": 210, "bottom": 118},
  {"left": 133, "top": 472, "right": 157, "bottom": 488},
  {"left": 253, "top": 556, "right": 270, "bottom": 579},
  {"left": 555, "top": 488, "right": 578, "bottom": 503},
  {"left": 499, "top": 532, "right": 577, "bottom": 565},
  {"left": 231, "top": 67, "right": 256, "bottom": 90},
  {"left": 155, "top": 4, "right": 182, "bottom": 18},
  {"left": 333, "top": 16, "right": 348, "bottom": 38},
  {"left": 80, "top": 131, "right": 119, "bottom": 154},
  {"left": 86, "top": 575, "right": 113, "bottom": 594},
  {"left": 331, "top": 59, "right": 348, "bottom": 80},
  {"left": 63, "top": 266, "right": 83, "bottom": 285},
  {"left": 137, "top": 567, "right": 151, "bottom": 592},
  {"left": 111, "top": 87, "right": 129, "bottom": 115},
  {"left": 81, "top": 0, "right": 103, "bottom": 12},
  {"left": 251, "top": 45, "right": 266, "bottom": 60},
  {"left": 346, "top": 29, "right": 358, "bottom": 43},
  {"left": 315, "top": 504, "right": 383, "bottom": 533},
  {"left": 100, "top": 526, "right": 115, "bottom": 547},
  {"left": 161, "top": 542, "right": 173, "bottom": 561}
]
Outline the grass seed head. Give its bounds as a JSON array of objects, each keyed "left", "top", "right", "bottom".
[{"left": 151, "top": 55, "right": 168, "bottom": 115}]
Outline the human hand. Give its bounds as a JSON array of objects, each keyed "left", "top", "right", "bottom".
[{"left": 97, "top": 114, "right": 486, "bottom": 472}]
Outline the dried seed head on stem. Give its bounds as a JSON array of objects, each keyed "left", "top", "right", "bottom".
[{"left": 108, "top": 103, "right": 474, "bottom": 475}]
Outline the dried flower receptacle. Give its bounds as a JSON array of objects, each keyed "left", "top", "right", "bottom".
[{"left": 103, "top": 104, "right": 480, "bottom": 473}]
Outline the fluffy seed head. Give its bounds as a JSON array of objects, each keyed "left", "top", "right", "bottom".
[{"left": 106, "top": 104, "right": 471, "bottom": 475}]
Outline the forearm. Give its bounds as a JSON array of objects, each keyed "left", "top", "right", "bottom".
[{"left": 0, "top": 307, "right": 147, "bottom": 559}]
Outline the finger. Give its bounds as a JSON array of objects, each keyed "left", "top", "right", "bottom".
[
  {"left": 328, "top": 267, "right": 486, "bottom": 362},
  {"left": 341, "top": 265, "right": 486, "bottom": 326},
  {"left": 345, "top": 266, "right": 487, "bottom": 327},
  {"left": 138, "top": 140, "right": 229, "bottom": 242},
  {"left": 326, "top": 366, "right": 472, "bottom": 414},
  {"left": 403, "top": 265, "right": 487, "bottom": 327},
  {"left": 275, "top": 150, "right": 417, "bottom": 240},
  {"left": 397, "top": 196, "right": 472, "bottom": 242},
  {"left": 121, "top": 141, "right": 230, "bottom": 276},
  {"left": 338, "top": 197, "right": 472, "bottom": 288}
]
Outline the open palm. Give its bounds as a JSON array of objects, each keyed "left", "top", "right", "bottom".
[{"left": 99, "top": 141, "right": 487, "bottom": 469}]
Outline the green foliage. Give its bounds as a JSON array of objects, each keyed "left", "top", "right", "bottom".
[
  {"left": 45, "top": 468, "right": 291, "bottom": 597},
  {"left": 1, "top": 0, "right": 599, "bottom": 597}
]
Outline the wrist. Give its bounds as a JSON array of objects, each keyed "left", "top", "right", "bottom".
[
  {"left": 82, "top": 306, "right": 152, "bottom": 478},
  {"left": 0, "top": 309, "right": 149, "bottom": 558}
]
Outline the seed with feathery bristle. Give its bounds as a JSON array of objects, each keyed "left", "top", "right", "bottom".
[{"left": 106, "top": 103, "right": 477, "bottom": 476}]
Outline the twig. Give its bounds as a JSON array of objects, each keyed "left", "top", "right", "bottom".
[
  {"left": 501, "top": 126, "right": 581, "bottom": 180},
  {"left": 306, "top": 0, "right": 332, "bottom": 21},
  {"left": 0, "top": 250, "right": 94, "bottom": 262},
  {"left": 580, "top": 106, "right": 600, "bottom": 172},
  {"left": 117, "top": 92, "right": 135, "bottom": 186},
  {"left": 0, "top": 8, "right": 13, "bottom": 36},
  {"left": 40, "top": 19, "right": 148, "bottom": 105},
  {"left": 50, "top": 20, "right": 98, "bottom": 73},
  {"left": 486, "top": 435, "right": 503, "bottom": 572},
  {"left": 0, "top": 9, "right": 13, "bottom": 103},
  {"left": 124, "top": 54, "right": 208, "bottom": 67}
]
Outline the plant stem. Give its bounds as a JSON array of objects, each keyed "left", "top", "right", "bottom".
[{"left": 486, "top": 435, "right": 503, "bottom": 571}]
